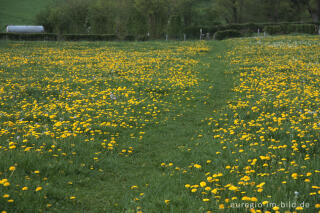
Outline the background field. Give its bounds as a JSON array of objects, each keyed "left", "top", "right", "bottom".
[{"left": 0, "top": 0, "right": 51, "bottom": 31}]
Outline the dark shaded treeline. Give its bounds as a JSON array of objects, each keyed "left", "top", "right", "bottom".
[{"left": 36, "top": 0, "right": 320, "bottom": 38}]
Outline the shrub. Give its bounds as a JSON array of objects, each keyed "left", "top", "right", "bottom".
[
  {"left": 217, "top": 23, "right": 260, "bottom": 33},
  {"left": 214, "top": 30, "right": 242, "bottom": 40},
  {"left": 0, "top": 33, "right": 7, "bottom": 40},
  {"left": 293, "top": 24, "right": 316, "bottom": 34},
  {"left": 183, "top": 26, "right": 208, "bottom": 39},
  {"left": 208, "top": 26, "right": 219, "bottom": 35},
  {"left": 264, "top": 24, "right": 316, "bottom": 35},
  {"left": 63, "top": 34, "right": 117, "bottom": 41},
  {"left": 123, "top": 35, "right": 135, "bottom": 41},
  {"left": 263, "top": 25, "right": 282, "bottom": 35},
  {"left": 3, "top": 33, "right": 58, "bottom": 41},
  {"left": 168, "top": 15, "right": 183, "bottom": 38},
  {"left": 136, "top": 35, "right": 149, "bottom": 41}
]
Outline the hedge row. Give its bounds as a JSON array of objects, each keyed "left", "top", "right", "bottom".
[
  {"left": 214, "top": 30, "right": 242, "bottom": 40},
  {"left": 185, "top": 22, "right": 320, "bottom": 39},
  {"left": 0, "top": 33, "right": 122, "bottom": 41},
  {"left": 63, "top": 34, "right": 117, "bottom": 41},
  {"left": 0, "top": 33, "right": 153, "bottom": 41},
  {"left": 263, "top": 24, "right": 316, "bottom": 35},
  {"left": 0, "top": 33, "right": 57, "bottom": 41},
  {"left": 1, "top": 22, "right": 319, "bottom": 41}
]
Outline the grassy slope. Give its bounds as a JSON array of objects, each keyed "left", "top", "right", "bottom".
[
  {"left": 0, "top": 0, "right": 51, "bottom": 31},
  {"left": 71, "top": 41, "right": 235, "bottom": 212}
]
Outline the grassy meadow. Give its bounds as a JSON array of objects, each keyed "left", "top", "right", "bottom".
[
  {"left": 0, "top": 36, "right": 320, "bottom": 213},
  {"left": 0, "top": 0, "right": 51, "bottom": 31}
]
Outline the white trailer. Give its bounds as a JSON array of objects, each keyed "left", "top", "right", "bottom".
[{"left": 6, "top": 25, "right": 45, "bottom": 33}]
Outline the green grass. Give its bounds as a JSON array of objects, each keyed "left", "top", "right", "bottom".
[
  {"left": 70, "top": 41, "right": 234, "bottom": 212},
  {"left": 0, "top": 0, "right": 52, "bottom": 31},
  {"left": 2, "top": 36, "right": 320, "bottom": 212},
  {"left": 0, "top": 40, "right": 235, "bottom": 212}
]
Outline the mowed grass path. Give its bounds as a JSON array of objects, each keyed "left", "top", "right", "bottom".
[
  {"left": 4, "top": 37, "right": 319, "bottom": 212},
  {"left": 74, "top": 41, "right": 235, "bottom": 212},
  {"left": 0, "top": 40, "right": 235, "bottom": 212}
]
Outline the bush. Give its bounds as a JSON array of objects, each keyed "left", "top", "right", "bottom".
[
  {"left": 123, "top": 35, "right": 135, "bottom": 41},
  {"left": 293, "top": 24, "right": 316, "bottom": 34},
  {"left": 168, "top": 15, "right": 183, "bottom": 38},
  {"left": 264, "top": 24, "right": 316, "bottom": 35},
  {"left": 136, "top": 35, "right": 149, "bottom": 41},
  {"left": 208, "top": 26, "right": 219, "bottom": 35},
  {"left": 263, "top": 25, "right": 282, "bottom": 35},
  {"left": 214, "top": 30, "right": 242, "bottom": 40},
  {"left": 2, "top": 33, "right": 58, "bottom": 41},
  {"left": 0, "top": 33, "right": 7, "bottom": 40},
  {"left": 63, "top": 34, "right": 118, "bottom": 41},
  {"left": 183, "top": 26, "right": 208, "bottom": 39},
  {"left": 218, "top": 23, "right": 260, "bottom": 33}
]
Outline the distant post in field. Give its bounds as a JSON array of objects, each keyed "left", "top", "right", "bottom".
[
  {"left": 166, "top": 34, "right": 168, "bottom": 41},
  {"left": 258, "top": 28, "right": 260, "bottom": 36},
  {"left": 184, "top": 34, "right": 186, "bottom": 41},
  {"left": 200, "top": 28, "right": 202, "bottom": 40}
]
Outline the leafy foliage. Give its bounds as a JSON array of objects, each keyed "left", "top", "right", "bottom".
[
  {"left": 214, "top": 29, "right": 242, "bottom": 40},
  {"left": 32, "top": 0, "right": 320, "bottom": 38}
]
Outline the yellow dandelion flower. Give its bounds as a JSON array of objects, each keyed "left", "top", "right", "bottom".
[
  {"left": 251, "top": 197, "right": 258, "bottom": 202},
  {"left": 35, "top": 187, "right": 42, "bottom": 192},
  {"left": 194, "top": 164, "right": 201, "bottom": 169},
  {"left": 205, "top": 186, "right": 211, "bottom": 191},
  {"left": 200, "top": 181, "right": 206, "bottom": 187},
  {"left": 228, "top": 185, "right": 238, "bottom": 191},
  {"left": 130, "top": 185, "right": 138, "bottom": 189},
  {"left": 272, "top": 206, "right": 279, "bottom": 211},
  {"left": 211, "top": 188, "right": 218, "bottom": 194}
]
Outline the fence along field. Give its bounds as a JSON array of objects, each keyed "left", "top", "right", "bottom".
[{"left": 1, "top": 36, "right": 320, "bottom": 212}]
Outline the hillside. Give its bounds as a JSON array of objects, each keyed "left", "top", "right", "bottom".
[{"left": 0, "top": 0, "right": 52, "bottom": 31}]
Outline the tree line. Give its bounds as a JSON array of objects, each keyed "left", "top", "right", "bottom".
[{"left": 36, "top": 0, "right": 320, "bottom": 38}]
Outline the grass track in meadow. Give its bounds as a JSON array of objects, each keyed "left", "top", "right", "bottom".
[
  {"left": 0, "top": 40, "right": 234, "bottom": 212},
  {"left": 73, "top": 41, "right": 235, "bottom": 212},
  {"left": 1, "top": 36, "right": 320, "bottom": 213}
]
